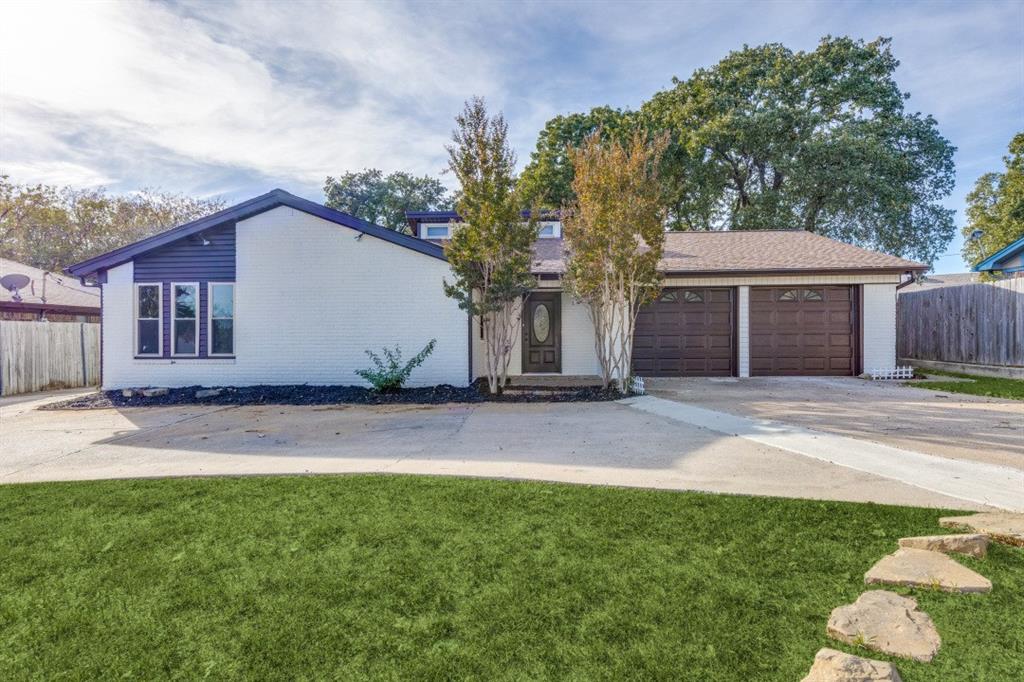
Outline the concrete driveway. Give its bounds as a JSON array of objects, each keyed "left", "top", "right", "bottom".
[
  {"left": 2, "top": 383, "right": 1019, "bottom": 511},
  {"left": 645, "top": 376, "right": 1023, "bottom": 470}
]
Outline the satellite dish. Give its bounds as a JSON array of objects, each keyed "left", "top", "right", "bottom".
[{"left": 1, "top": 273, "right": 31, "bottom": 302}]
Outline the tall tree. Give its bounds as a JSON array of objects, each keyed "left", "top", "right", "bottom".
[
  {"left": 643, "top": 36, "right": 956, "bottom": 263},
  {"left": 522, "top": 36, "right": 957, "bottom": 264},
  {"left": 442, "top": 97, "right": 537, "bottom": 394},
  {"left": 562, "top": 132, "right": 669, "bottom": 392},
  {"left": 323, "top": 168, "right": 450, "bottom": 233},
  {"left": 963, "top": 132, "right": 1024, "bottom": 276},
  {"left": 0, "top": 177, "right": 225, "bottom": 271},
  {"left": 517, "top": 106, "right": 637, "bottom": 209}
]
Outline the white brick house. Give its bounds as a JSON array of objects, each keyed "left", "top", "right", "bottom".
[{"left": 68, "top": 190, "right": 925, "bottom": 389}]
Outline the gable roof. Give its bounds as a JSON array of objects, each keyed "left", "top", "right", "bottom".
[
  {"left": 973, "top": 235, "right": 1024, "bottom": 273},
  {"left": 1, "top": 257, "right": 101, "bottom": 312},
  {"left": 530, "top": 230, "right": 926, "bottom": 275},
  {"left": 67, "top": 189, "right": 445, "bottom": 279}
]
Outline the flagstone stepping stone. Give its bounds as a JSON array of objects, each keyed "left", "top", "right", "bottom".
[
  {"left": 801, "top": 648, "right": 902, "bottom": 682},
  {"left": 939, "top": 512, "right": 1024, "bottom": 547},
  {"left": 898, "top": 533, "right": 989, "bottom": 558},
  {"left": 864, "top": 548, "right": 991, "bottom": 593},
  {"left": 827, "top": 590, "right": 940, "bottom": 662}
]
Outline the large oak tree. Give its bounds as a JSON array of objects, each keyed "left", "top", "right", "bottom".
[{"left": 521, "top": 36, "right": 957, "bottom": 265}]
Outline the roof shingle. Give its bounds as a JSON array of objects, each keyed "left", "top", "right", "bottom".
[{"left": 530, "top": 230, "right": 925, "bottom": 275}]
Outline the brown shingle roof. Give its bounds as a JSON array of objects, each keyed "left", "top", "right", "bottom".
[
  {"left": 530, "top": 231, "right": 926, "bottom": 275},
  {"left": 0, "top": 257, "right": 101, "bottom": 311}
]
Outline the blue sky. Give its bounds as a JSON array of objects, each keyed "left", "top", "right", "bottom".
[{"left": 1, "top": 0, "right": 1021, "bottom": 272}]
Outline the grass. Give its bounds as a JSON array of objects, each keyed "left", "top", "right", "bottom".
[
  {"left": 909, "top": 368, "right": 1024, "bottom": 400},
  {"left": 1, "top": 475, "right": 1021, "bottom": 681}
]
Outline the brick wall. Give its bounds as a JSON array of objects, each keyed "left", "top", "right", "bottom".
[{"left": 101, "top": 206, "right": 468, "bottom": 389}]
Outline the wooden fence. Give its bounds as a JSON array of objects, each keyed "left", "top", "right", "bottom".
[
  {"left": 897, "top": 278, "right": 1024, "bottom": 367},
  {"left": 0, "top": 321, "right": 100, "bottom": 396}
]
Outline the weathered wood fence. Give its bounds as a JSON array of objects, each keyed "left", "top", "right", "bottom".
[
  {"left": 897, "top": 279, "right": 1024, "bottom": 367},
  {"left": 0, "top": 321, "right": 100, "bottom": 396}
]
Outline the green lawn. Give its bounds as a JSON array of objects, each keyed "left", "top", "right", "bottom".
[
  {"left": 1, "top": 476, "right": 1021, "bottom": 681},
  {"left": 910, "top": 368, "right": 1024, "bottom": 400}
]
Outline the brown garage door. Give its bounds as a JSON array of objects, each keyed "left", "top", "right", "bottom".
[
  {"left": 632, "top": 287, "right": 734, "bottom": 376},
  {"left": 750, "top": 286, "right": 857, "bottom": 376}
]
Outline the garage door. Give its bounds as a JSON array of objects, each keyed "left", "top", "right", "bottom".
[
  {"left": 632, "top": 288, "right": 734, "bottom": 376},
  {"left": 750, "top": 286, "right": 856, "bottom": 376}
]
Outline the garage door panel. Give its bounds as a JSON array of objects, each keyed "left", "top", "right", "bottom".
[
  {"left": 750, "top": 286, "right": 856, "bottom": 376},
  {"left": 633, "top": 287, "right": 734, "bottom": 376}
]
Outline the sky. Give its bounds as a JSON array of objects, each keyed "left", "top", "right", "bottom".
[{"left": 1, "top": 0, "right": 1021, "bottom": 273}]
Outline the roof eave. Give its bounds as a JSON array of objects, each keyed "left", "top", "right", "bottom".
[
  {"left": 973, "top": 237, "right": 1024, "bottom": 272},
  {"left": 67, "top": 189, "right": 446, "bottom": 278}
]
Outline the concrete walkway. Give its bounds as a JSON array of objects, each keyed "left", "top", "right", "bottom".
[
  {"left": 623, "top": 395, "right": 1024, "bottom": 512},
  {"left": 0, "top": 390, "right": 993, "bottom": 510}
]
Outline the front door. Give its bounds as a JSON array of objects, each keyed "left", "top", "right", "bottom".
[{"left": 522, "top": 292, "right": 561, "bottom": 373}]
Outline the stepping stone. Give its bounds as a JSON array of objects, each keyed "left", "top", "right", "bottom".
[
  {"left": 801, "top": 648, "right": 902, "bottom": 682},
  {"left": 864, "top": 548, "right": 991, "bottom": 593},
  {"left": 827, "top": 590, "right": 940, "bottom": 662},
  {"left": 940, "top": 512, "right": 1024, "bottom": 547},
  {"left": 898, "top": 533, "right": 989, "bottom": 558}
]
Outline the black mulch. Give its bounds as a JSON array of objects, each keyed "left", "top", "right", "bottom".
[{"left": 43, "top": 382, "right": 626, "bottom": 410}]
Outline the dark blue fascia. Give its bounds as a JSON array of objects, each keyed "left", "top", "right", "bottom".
[
  {"left": 973, "top": 235, "right": 1024, "bottom": 272},
  {"left": 405, "top": 209, "right": 561, "bottom": 221},
  {"left": 66, "top": 189, "right": 446, "bottom": 279}
]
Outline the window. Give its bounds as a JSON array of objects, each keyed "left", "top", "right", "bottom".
[
  {"left": 778, "top": 289, "right": 799, "bottom": 302},
  {"left": 803, "top": 289, "right": 824, "bottom": 301},
  {"left": 172, "top": 283, "right": 198, "bottom": 356},
  {"left": 135, "top": 283, "right": 161, "bottom": 356},
  {"left": 658, "top": 291, "right": 678, "bottom": 303},
  {"left": 537, "top": 222, "right": 561, "bottom": 238},
  {"left": 422, "top": 223, "right": 450, "bottom": 239},
  {"left": 209, "top": 283, "right": 235, "bottom": 355},
  {"left": 683, "top": 290, "right": 705, "bottom": 303}
]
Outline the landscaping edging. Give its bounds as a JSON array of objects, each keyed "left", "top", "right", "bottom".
[{"left": 42, "top": 383, "right": 628, "bottom": 409}]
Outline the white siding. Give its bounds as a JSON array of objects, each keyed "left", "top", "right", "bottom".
[
  {"left": 102, "top": 207, "right": 468, "bottom": 389},
  {"left": 737, "top": 285, "right": 750, "bottom": 377},
  {"left": 862, "top": 282, "right": 898, "bottom": 372}
]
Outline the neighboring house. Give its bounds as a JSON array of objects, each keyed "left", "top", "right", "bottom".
[
  {"left": 973, "top": 234, "right": 1024, "bottom": 276},
  {"left": 898, "top": 272, "right": 980, "bottom": 294},
  {"left": 1, "top": 257, "right": 101, "bottom": 322},
  {"left": 67, "top": 189, "right": 926, "bottom": 390}
]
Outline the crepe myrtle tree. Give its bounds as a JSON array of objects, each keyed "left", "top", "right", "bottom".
[
  {"left": 562, "top": 131, "right": 669, "bottom": 392},
  {"left": 442, "top": 97, "right": 538, "bottom": 394}
]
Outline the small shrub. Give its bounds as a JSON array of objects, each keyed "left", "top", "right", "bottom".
[{"left": 355, "top": 339, "right": 437, "bottom": 392}]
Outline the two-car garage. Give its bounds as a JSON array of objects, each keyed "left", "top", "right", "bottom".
[{"left": 633, "top": 285, "right": 858, "bottom": 377}]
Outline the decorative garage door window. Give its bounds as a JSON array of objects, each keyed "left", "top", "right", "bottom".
[
  {"left": 658, "top": 291, "right": 678, "bottom": 303},
  {"left": 778, "top": 288, "right": 824, "bottom": 302},
  {"left": 683, "top": 290, "right": 705, "bottom": 303},
  {"left": 533, "top": 303, "right": 550, "bottom": 343}
]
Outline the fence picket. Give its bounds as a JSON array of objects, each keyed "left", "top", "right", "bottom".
[
  {"left": 0, "top": 321, "right": 101, "bottom": 395},
  {"left": 897, "top": 279, "right": 1024, "bottom": 367}
]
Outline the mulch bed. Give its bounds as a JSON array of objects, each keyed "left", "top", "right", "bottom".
[{"left": 43, "top": 382, "right": 626, "bottom": 410}]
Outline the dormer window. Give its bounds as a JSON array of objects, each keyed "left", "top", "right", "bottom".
[
  {"left": 537, "top": 221, "right": 561, "bottom": 238},
  {"left": 420, "top": 223, "right": 452, "bottom": 239}
]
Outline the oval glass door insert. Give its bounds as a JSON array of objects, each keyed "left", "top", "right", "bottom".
[{"left": 533, "top": 303, "right": 550, "bottom": 343}]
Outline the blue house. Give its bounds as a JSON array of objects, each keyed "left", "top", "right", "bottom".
[{"left": 973, "top": 235, "right": 1024, "bottom": 275}]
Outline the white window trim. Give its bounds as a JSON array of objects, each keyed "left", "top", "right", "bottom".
[
  {"left": 134, "top": 282, "right": 162, "bottom": 357},
  {"left": 207, "top": 282, "right": 235, "bottom": 357},
  {"left": 420, "top": 222, "right": 451, "bottom": 239},
  {"left": 537, "top": 221, "right": 561, "bottom": 238},
  {"left": 171, "top": 281, "right": 200, "bottom": 357}
]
